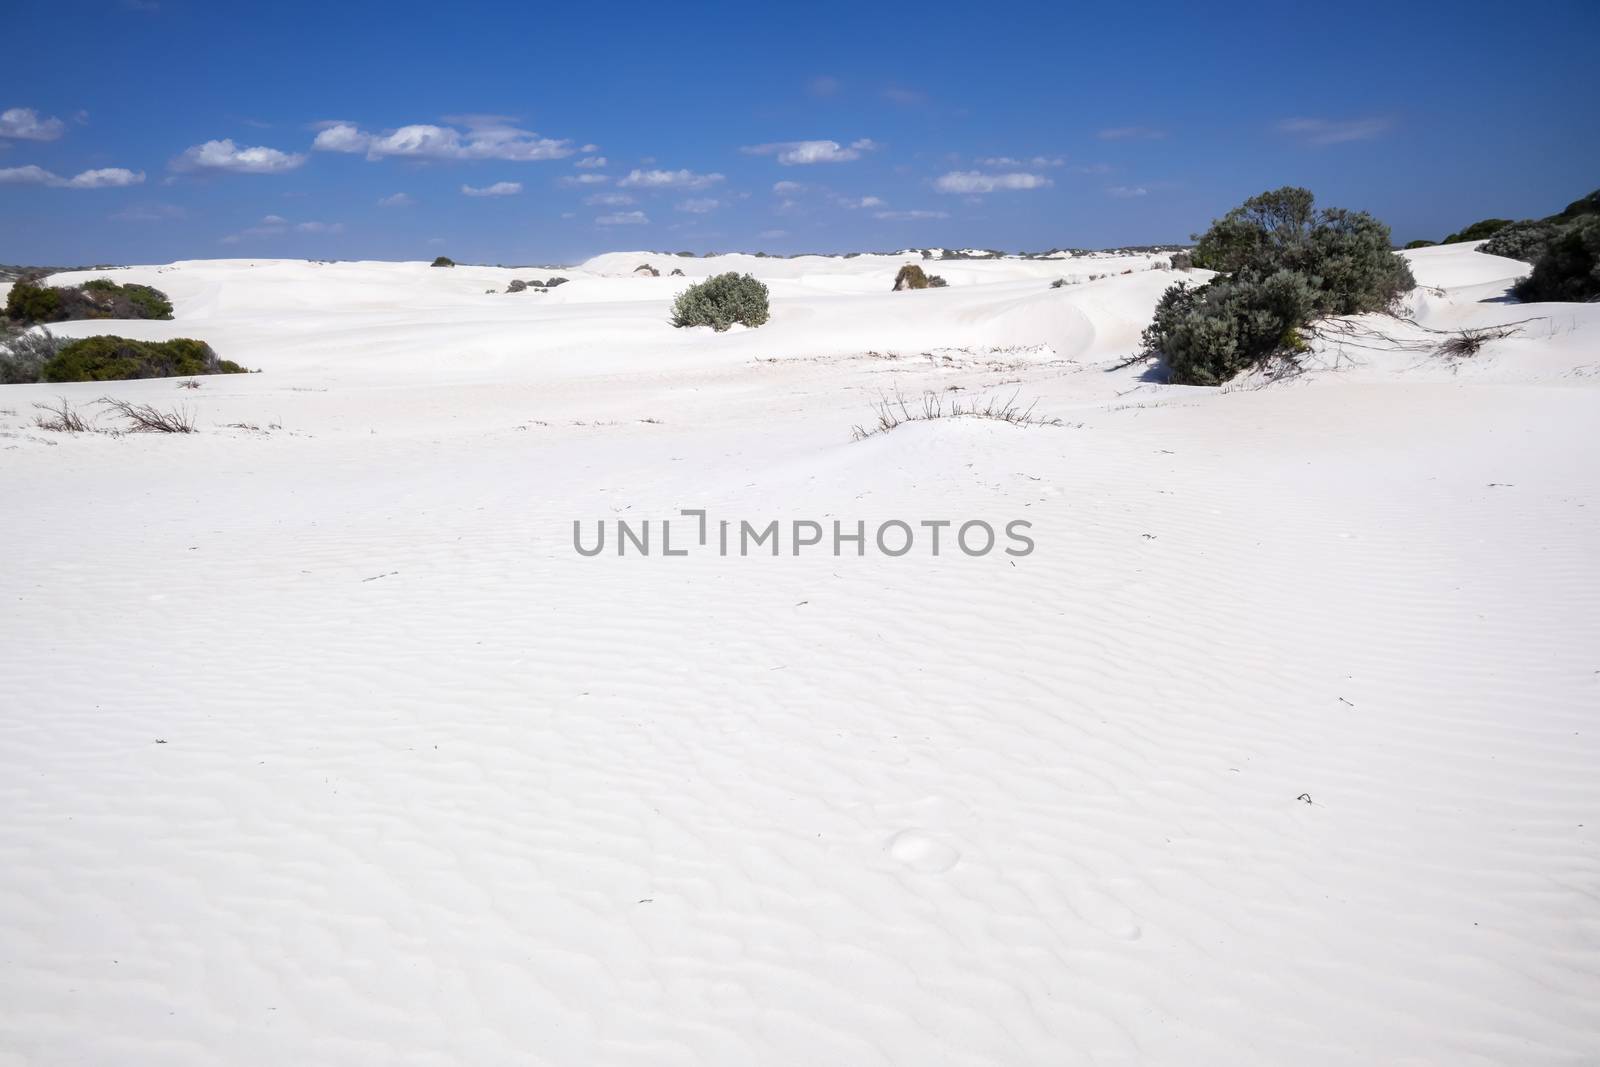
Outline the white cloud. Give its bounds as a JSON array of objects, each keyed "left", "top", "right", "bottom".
[
  {"left": 933, "top": 171, "right": 1052, "bottom": 194},
  {"left": 773, "top": 180, "right": 804, "bottom": 195},
  {"left": 560, "top": 173, "right": 609, "bottom": 186},
  {"left": 462, "top": 181, "right": 522, "bottom": 197},
  {"left": 585, "top": 192, "right": 635, "bottom": 206},
  {"left": 618, "top": 168, "right": 724, "bottom": 189},
  {"left": 377, "top": 192, "right": 414, "bottom": 207},
  {"left": 312, "top": 118, "right": 574, "bottom": 162},
  {"left": 874, "top": 209, "right": 948, "bottom": 221},
  {"left": 0, "top": 107, "right": 66, "bottom": 141},
  {"left": 1097, "top": 126, "right": 1166, "bottom": 141},
  {"left": 172, "top": 138, "right": 306, "bottom": 174},
  {"left": 295, "top": 220, "right": 343, "bottom": 233},
  {"left": 574, "top": 156, "right": 607, "bottom": 168},
  {"left": 596, "top": 211, "right": 649, "bottom": 225},
  {"left": 742, "top": 139, "right": 875, "bottom": 165},
  {"left": 841, "top": 195, "right": 884, "bottom": 209},
  {"left": 1106, "top": 185, "right": 1148, "bottom": 198},
  {"left": 676, "top": 198, "right": 719, "bottom": 214},
  {"left": 1276, "top": 117, "right": 1393, "bottom": 145},
  {"left": 0, "top": 164, "right": 145, "bottom": 188}
]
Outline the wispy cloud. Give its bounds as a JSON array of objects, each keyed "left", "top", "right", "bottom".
[
  {"left": 584, "top": 192, "right": 635, "bottom": 206},
  {"left": 807, "top": 75, "right": 841, "bottom": 97},
  {"left": 172, "top": 138, "right": 306, "bottom": 174},
  {"left": 560, "top": 173, "right": 609, "bottom": 186},
  {"left": 874, "top": 209, "right": 948, "bottom": 221},
  {"left": 111, "top": 202, "right": 184, "bottom": 221},
  {"left": 574, "top": 155, "right": 607, "bottom": 168},
  {"left": 772, "top": 180, "right": 805, "bottom": 195},
  {"left": 1106, "top": 185, "right": 1148, "bottom": 198},
  {"left": 976, "top": 155, "right": 1065, "bottom": 168},
  {"left": 596, "top": 210, "right": 649, "bottom": 225},
  {"left": 741, "top": 138, "right": 877, "bottom": 165},
  {"left": 882, "top": 86, "right": 925, "bottom": 106},
  {"left": 0, "top": 107, "right": 66, "bottom": 141},
  {"left": 312, "top": 117, "right": 574, "bottom": 162},
  {"left": 1097, "top": 126, "right": 1166, "bottom": 141},
  {"left": 840, "top": 195, "right": 885, "bottom": 209},
  {"left": 377, "top": 192, "right": 414, "bottom": 207},
  {"left": 462, "top": 181, "right": 522, "bottom": 197},
  {"left": 676, "top": 198, "right": 720, "bottom": 214},
  {"left": 758, "top": 228, "right": 789, "bottom": 239},
  {"left": 220, "top": 214, "right": 342, "bottom": 243},
  {"left": 1275, "top": 117, "right": 1393, "bottom": 145},
  {"left": 934, "top": 171, "right": 1052, "bottom": 194},
  {"left": 0, "top": 164, "right": 144, "bottom": 188},
  {"left": 618, "top": 168, "right": 724, "bottom": 189}
]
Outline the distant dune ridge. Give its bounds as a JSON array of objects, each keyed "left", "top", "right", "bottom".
[{"left": 1, "top": 242, "right": 1597, "bottom": 1065}]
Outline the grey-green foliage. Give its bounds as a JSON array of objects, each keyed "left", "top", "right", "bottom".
[
  {"left": 0, "top": 327, "right": 63, "bottom": 384},
  {"left": 669, "top": 272, "right": 770, "bottom": 331},
  {"left": 1145, "top": 187, "right": 1415, "bottom": 385},
  {"left": 1480, "top": 219, "right": 1562, "bottom": 261},
  {"left": 1511, "top": 216, "right": 1600, "bottom": 303}
]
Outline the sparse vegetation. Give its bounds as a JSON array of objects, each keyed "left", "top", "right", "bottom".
[
  {"left": 545, "top": 276, "right": 568, "bottom": 288},
  {"left": 32, "top": 397, "right": 90, "bottom": 433},
  {"left": 1437, "top": 324, "right": 1523, "bottom": 358},
  {"left": 95, "top": 395, "right": 197, "bottom": 433},
  {"left": 506, "top": 279, "right": 528, "bottom": 293},
  {"left": 852, "top": 389, "right": 1063, "bottom": 440},
  {"left": 670, "top": 268, "right": 686, "bottom": 277},
  {"left": 1403, "top": 240, "right": 1437, "bottom": 250},
  {"left": 1143, "top": 186, "right": 1415, "bottom": 385},
  {"left": 669, "top": 272, "right": 770, "bottom": 331},
  {"left": 1169, "top": 251, "right": 1194, "bottom": 270},
  {"left": 1442, "top": 219, "right": 1513, "bottom": 244},
  {"left": 634, "top": 263, "right": 660, "bottom": 277},
  {"left": 40, "top": 336, "right": 245, "bottom": 383},
  {"left": 431, "top": 256, "right": 456, "bottom": 268},
  {"left": 927, "top": 275, "right": 948, "bottom": 288}
]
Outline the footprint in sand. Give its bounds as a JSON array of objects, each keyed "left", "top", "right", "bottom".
[{"left": 885, "top": 829, "right": 961, "bottom": 873}]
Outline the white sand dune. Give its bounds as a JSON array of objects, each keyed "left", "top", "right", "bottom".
[{"left": 1, "top": 245, "right": 1597, "bottom": 1065}]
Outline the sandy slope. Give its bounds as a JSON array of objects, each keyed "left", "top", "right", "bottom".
[{"left": 1, "top": 246, "right": 1597, "bottom": 1066}]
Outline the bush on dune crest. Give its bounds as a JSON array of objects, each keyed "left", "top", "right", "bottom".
[
  {"left": 1476, "top": 188, "right": 1600, "bottom": 303},
  {"left": 1143, "top": 186, "right": 1414, "bottom": 385},
  {"left": 669, "top": 272, "right": 770, "bottom": 331},
  {"left": 4, "top": 278, "right": 174, "bottom": 325}
]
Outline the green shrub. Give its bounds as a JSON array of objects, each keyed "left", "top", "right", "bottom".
[
  {"left": 545, "top": 276, "right": 569, "bottom": 288},
  {"left": 1144, "top": 186, "right": 1414, "bottom": 385},
  {"left": 927, "top": 275, "right": 948, "bottom": 288},
  {"left": 1479, "top": 220, "right": 1557, "bottom": 261},
  {"left": 41, "top": 336, "right": 246, "bottom": 383},
  {"left": 431, "top": 256, "right": 455, "bottom": 267},
  {"left": 893, "top": 264, "right": 929, "bottom": 290},
  {"left": 4, "top": 278, "right": 173, "bottom": 324},
  {"left": 506, "top": 279, "right": 528, "bottom": 293},
  {"left": 1511, "top": 216, "right": 1600, "bottom": 303},
  {"left": 1169, "top": 250, "right": 1194, "bottom": 270},
  {"left": 669, "top": 272, "right": 770, "bottom": 331},
  {"left": 5, "top": 281, "right": 61, "bottom": 323},
  {"left": 1442, "top": 219, "right": 1512, "bottom": 244},
  {"left": 1403, "top": 239, "right": 1437, "bottom": 249}
]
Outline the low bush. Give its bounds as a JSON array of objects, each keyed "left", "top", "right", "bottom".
[
  {"left": 669, "top": 272, "right": 770, "bottom": 331},
  {"left": 1403, "top": 239, "right": 1437, "bottom": 250},
  {"left": 927, "top": 275, "right": 948, "bottom": 288},
  {"left": 431, "top": 256, "right": 456, "bottom": 267},
  {"left": 545, "top": 276, "right": 568, "bottom": 288},
  {"left": 0, "top": 327, "right": 63, "bottom": 384},
  {"left": 1442, "top": 219, "right": 1513, "bottom": 244},
  {"left": 634, "top": 263, "right": 660, "bottom": 277},
  {"left": 41, "top": 336, "right": 246, "bottom": 383},
  {"left": 4, "top": 278, "right": 173, "bottom": 324},
  {"left": 1169, "top": 251, "right": 1194, "bottom": 270},
  {"left": 506, "top": 279, "right": 528, "bottom": 293},
  {"left": 1142, "top": 186, "right": 1414, "bottom": 385},
  {"left": 1511, "top": 216, "right": 1600, "bottom": 303},
  {"left": 670, "top": 268, "right": 686, "bottom": 277},
  {"left": 893, "top": 264, "right": 929, "bottom": 290}
]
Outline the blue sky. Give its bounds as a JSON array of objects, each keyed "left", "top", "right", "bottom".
[{"left": 2, "top": 0, "right": 1596, "bottom": 265}]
